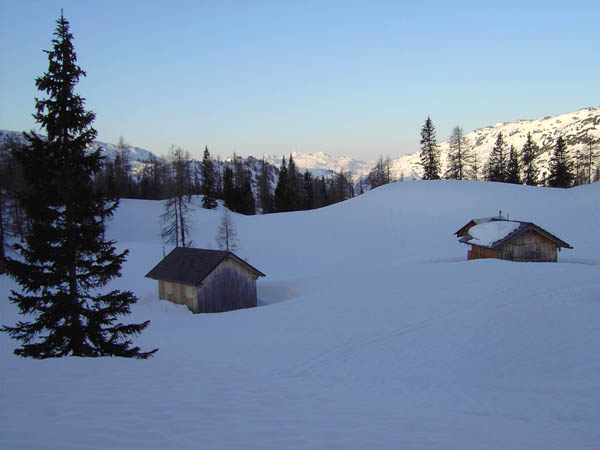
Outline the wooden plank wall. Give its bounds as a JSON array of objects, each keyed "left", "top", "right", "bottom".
[
  {"left": 468, "top": 245, "right": 500, "bottom": 260},
  {"left": 196, "top": 259, "right": 258, "bottom": 313},
  {"left": 157, "top": 280, "right": 198, "bottom": 312},
  {"left": 501, "top": 230, "right": 557, "bottom": 262}
]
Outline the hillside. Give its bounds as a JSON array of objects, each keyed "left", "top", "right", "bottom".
[
  {"left": 1, "top": 180, "right": 599, "bottom": 449},
  {"left": 393, "top": 106, "right": 600, "bottom": 179}
]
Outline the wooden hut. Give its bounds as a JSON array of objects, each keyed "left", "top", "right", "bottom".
[
  {"left": 145, "top": 248, "right": 265, "bottom": 313},
  {"left": 455, "top": 218, "right": 572, "bottom": 262}
]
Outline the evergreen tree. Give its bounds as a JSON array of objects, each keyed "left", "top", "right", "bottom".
[
  {"left": 547, "top": 136, "right": 574, "bottom": 188},
  {"left": 286, "top": 154, "right": 301, "bottom": 211},
  {"left": 521, "top": 133, "right": 540, "bottom": 186},
  {"left": 445, "top": 126, "right": 471, "bottom": 180},
  {"left": 258, "top": 158, "right": 274, "bottom": 214},
  {"left": 201, "top": 146, "right": 217, "bottom": 209},
  {"left": 487, "top": 132, "right": 508, "bottom": 182},
  {"left": 233, "top": 155, "right": 255, "bottom": 215},
  {"left": 505, "top": 145, "right": 521, "bottom": 184},
  {"left": 419, "top": 117, "right": 441, "bottom": 180},
  {"left": 274, "top": 156, "right": 289, "bottom": 212},
  {"left": 223, "top": 166, "right": 236, "bottom": 211},
  {"left": 302, "top": 170, "right": 314, "bottom": 210},
  {"left": 238, "top": 177, "right": 256, "bottom": 215},
  {"left": 1, "top": 13, "right": 156, "bottom": 359}
]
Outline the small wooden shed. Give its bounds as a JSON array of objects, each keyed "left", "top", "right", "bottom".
[
  {"left": 455, "top": 217, "right": 572, "bottom": 262},
  {"left": 145, "top": 248, "right": 265, "bottom": 313}
]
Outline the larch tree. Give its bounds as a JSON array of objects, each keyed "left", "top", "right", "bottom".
[
  {"left": 215, "top": 209, "right": 239, "bottom": 252},
  {"left": 469, "top": 151, "right": 481, "bottom": 181},
  {"left": 367, "top": 155, "right": 393, "bottom": 188},
  {"left": 419, "top": 117, "right": 441, "bottom": 180},
  {"left": 445, "top": 126, "right": 471, "bottom": 180},
  {"left": 161, "top": 145, "right": 194, "bottom": 248},
  {"left": 1, "top": 12, "right": 156, "bottom": 359},
  {"left": 547, "top": 136, "right": 574, "bottom": 188},
  {"left": 585, "top": 139, "right": 597, "bottom": 184}
]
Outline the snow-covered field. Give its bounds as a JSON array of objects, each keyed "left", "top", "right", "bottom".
[{"left": 1, "top": 180, "right": 599, "bottom": 449}]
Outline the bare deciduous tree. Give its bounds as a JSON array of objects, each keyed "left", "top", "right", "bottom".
[{"left": 215, "top": 209, "right": 238, "bottom": 252}]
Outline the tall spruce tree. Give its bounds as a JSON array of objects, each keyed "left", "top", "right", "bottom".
[
  {"left": 302, "top": 169, "right": 314, "bottom": 210},
  {"left": 1, "top": 13, "right": 156, "bottom": 359},
  {"left": 286, "top": 154, "right": 301, "bottom": 211},
  {"left": 521, "top": 132, "right": 539, "bottom": 186},
  {"left": 487, "top": 132, "right": 508, "bottom": 182},
  {"left": 419, "top": 117, "right": 441, "bottom": 180},
  {"left": 547, "top": 136, "right": 574, "bottom": 188},
  {"left": 505, "top": 145, "right": 521, "bottom": 184},
  {"left": 274, "top": 156, "right": 289, "bottom": 212},
  {"left": 258, "top": 158, "right": 274, "bottom": 214},
  {"left": 201, "top": 146, "right": 217, "bottom": 209}
]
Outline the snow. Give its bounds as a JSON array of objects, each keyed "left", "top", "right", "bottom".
[
  {"left": 464, "top": 220, "right": 521, "bottom": 247},
  {"left": 1, "top": 180, "right": 600, "bottom": 449}
]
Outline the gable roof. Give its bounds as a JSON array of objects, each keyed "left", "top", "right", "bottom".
[
  {"left": 458, "top": 220, "right": 572, "bottom": 250},
  {"left": 145, "top": 248, "right": 265, "bottom": 286}
]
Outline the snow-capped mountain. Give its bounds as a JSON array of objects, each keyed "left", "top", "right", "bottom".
[
  {"left": 0, "top": 130, "right": 157, "bottom": 170},
  {"left": 392, "top": 106, "right": 600, "bottom": 179},
  {"left": 262, "top": 152, "right": 373, "bottom": 178}
]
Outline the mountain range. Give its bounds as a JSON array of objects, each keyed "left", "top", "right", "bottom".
[{"left": 2, "top": 106, "right": 599, "bottom": 182}]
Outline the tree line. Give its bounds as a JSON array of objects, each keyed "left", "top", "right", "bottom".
[{"left": 419, "top": 117, "right": 599, "bottom": 188}]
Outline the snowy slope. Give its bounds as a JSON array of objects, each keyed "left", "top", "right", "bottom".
[
  {"left": 1, "top": 179, "right": 600, "bottom": 448},
  {"left": 393, "top": 106, "right": 600, "bottom": 179}
]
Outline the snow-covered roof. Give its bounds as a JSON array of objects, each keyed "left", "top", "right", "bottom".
[
  {"left": 454, "top": 215, "right": 505, "bottom": 236},
  {"left": 461, "top": 221, "right": 520, "bottom": 248},
  {"left": 473, "top": 215, "right": 505, "bottom": 225},
  {"left": 458, "top": 220, "right": 572, "bottom": 250}
]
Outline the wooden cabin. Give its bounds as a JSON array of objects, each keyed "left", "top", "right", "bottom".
[
  {"left": 145, "top": 248, "right": 265, "bottom": 313},
  {"left": 455, "top": 218, "right": 572, "bottom": 262}
]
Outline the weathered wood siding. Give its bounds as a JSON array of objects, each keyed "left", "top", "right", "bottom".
[
  {"left": 196, "top": 258, "right": 258, "bottom": 313},
  {"left": 157, "top": 280, "right": 198, "bottom": 312},
  {"left": 500, "top": 230, "right": 558, "bottom": 262},
  {"left": 468, "top": 245, "right": 500, "bottom": 260}
]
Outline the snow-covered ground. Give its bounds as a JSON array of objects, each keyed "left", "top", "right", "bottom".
[{"left": 1, "top": 180, "right": 599, "bottom": 449}]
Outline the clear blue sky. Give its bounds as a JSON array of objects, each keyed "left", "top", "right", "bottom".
[{"left": 1, "top": 0, "right": 598, "bottom": 161}]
